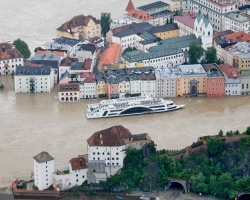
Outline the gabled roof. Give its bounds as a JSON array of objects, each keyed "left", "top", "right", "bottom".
[
  {"left": 60, "top": 57, "right": 78, "bottom": 66},
  {"left": 127, "top": 9, "right": 153, "bottom": 21},
  {"left": 33, "top": 151, "right": 54, "bottom": 163},
  {"left": 174, "top": 12, "right": 197, "bottom": 29},
  {"left": 15, "top": 66, "right": 52, "bottom": 76},
  {"left": 98, "top": 43, "right": 121, "bottom": 67},
  {"left": 218, "top": 64, "right": 240, "bottom": 79},
  {"left": 58, "top": 83, "right": 80, "bottom": 92},
  {"left": 83, "top": 58, "right": 92, "bottom": 70},
  {"left": 0, "top": 43, "right": 23, "bottom": 61},
  {"left": 126, "top": 0, "right": 135, "bottom": 12},
  {"left": 87, "top": 125, "right": 132, "bottom": 147},
  {"left": 150, "top": 23, "right": 178, "bottom": 33},
  {"left": 70, "top": 156, "right": 87, "bottom": 171},
  {"left": 203, "top": 14, "right": 212, "bottom": 28}
]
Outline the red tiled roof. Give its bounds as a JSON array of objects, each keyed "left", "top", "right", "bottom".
[
  {"left": 174, "top": 12, "right": 197, "bottom": 29},
  {"left": 127, "top": 9, "right": 153, "bottom": 21},
  {"left": 83, "top": 58, "right": 92, "bottom": 70},
  {"left": 0, "top": 43, "right": 23, "bottom": 61},
  {"left": 26, "top": 63, "right": 43, "bottom": 67},
  {"left": 58, "top": 83, "right": 79, "bottom": 92},
  {"left": 80, "top": 72, "right": 95, "bottom": 79},
  {"left": 225, "top": 31, "right": 250, "bottom": 43},
  {"left": 37, "top": 50, "right": 65, "bottom": 57},
  {"left": 218, "top": 64, "right": 240, "bottom": 79},
  {"left": 57, "top": 15, "right": 98, "bottom": 31},
  {"left": 87, "top": 15, "right": 100, "bottom": 24},
  {"left": 70, "top": 156, "right": 87, "bottom": 171},
  {"left": 126, "top": 0, "right": 135, "bottom": 12},
  {"left": 84, "top": 77, "right": 95, "bottom": 83},
  {"left": 87, "top": 125, "right": 132, "bottom": 147},
  {"left": 98, "top": 43, "right": 121, "bottom": 67}
]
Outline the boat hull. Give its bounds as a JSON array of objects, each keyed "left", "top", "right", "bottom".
[{"left": 86, "top": 105, "right": 185, "bottom": 119}]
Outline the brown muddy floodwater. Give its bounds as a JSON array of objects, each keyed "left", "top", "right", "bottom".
[{"left": 0, "top": 76, "right": 250, "bottom": 188}]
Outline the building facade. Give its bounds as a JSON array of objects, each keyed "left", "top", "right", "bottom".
[
  {"left": 95, "top": 72, "right": 107, "bottom": 97},
  {"left": 202, "top": 64, "right": 225, "bottom": 97},
  {"left": 33, "top": 152, "right": 54, "bottom": 191},
  {"left": 218, "top": 64, "right": 241, "bottom": 96},
  {"left": 176, "top": 64, "right": 207, "bottom": 97},
  {"left": 58, "top": 83, "right": 80, "bottom": 102},
  {"left": 57, "top": 15, "right": 101, "bottom": 40},
  {"left": 174, "top": 12, "right": 197, "bottom": 36},
  {"left": 0, "top": 42, "right": 24, "bottom": 75},
  {"left": 150, "top": 23, "right": 179, "bottom": 40},
  {"left": 15, "top": 66, "right": 54, "bottom": 93}
]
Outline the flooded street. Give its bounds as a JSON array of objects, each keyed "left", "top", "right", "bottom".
[{"left": 0, "top": 76, "right": 250, "bottom": 188}]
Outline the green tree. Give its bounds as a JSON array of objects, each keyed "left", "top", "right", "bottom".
[
  {"left": 34, "top": 47, "right": 41, "bottom": 53},
  {"left": 205, "top": 47, "right": 217, "bottom": 64},
  {"left": 190, "top": 172, "right": 209, "bottom": 194},
  {"left": 13, "top": 38, "right": 31, "bottom": 59},
  {"left": 218, "top": 129, "right": 224, "bottom": 137},
  {"left": 188, "top": 42, "right": 204, "bottom": 64},
  {"left": 123, "top": 46, "right": 133, "bottom": 55},
  {"left": 11, "top": 71, "right": 14, "bottom": 79},
  {"left": 170, "top": 17, "right": 173, "bottom": 24},
  {"left": 207, "top": 139, "right": 224, "bottom": 156},
  {"left": 100, "top": 12, "right": 112, "bottom": 37},
  {"left": 234, "top": 130, "right": 240, "bottom": 135},
  {"left": 246, "top": 126, "right": 250, "bottom": 135},
  {"left": 236, "top": 178, "right": 250, "bottom": 193},
  {"left": 166, "top": 18, "right": 169, "bottom": 24}
]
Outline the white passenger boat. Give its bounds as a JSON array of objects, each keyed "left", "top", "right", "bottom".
[{"left": 85, "top": 96, "right": 184, "bottom": 119}]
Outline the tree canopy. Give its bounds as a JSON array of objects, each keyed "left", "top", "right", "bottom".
[
  {"left": 123, "top": 46, "right": 133, "bottom": 55},
  {"left": 13, "top": 38, "right": 31, "bottom": 59},
  {"left": 100, "top": 12, "right": 112, "bottom": 37},
  {"left": 205, "top": 47, "right": 217, "bottom": 64},
  {"left": 188, "top": 42, "right": 204, "bottom": 64},
  {"left": 34, "top": 47, "right": 42, "bottom": 53}
]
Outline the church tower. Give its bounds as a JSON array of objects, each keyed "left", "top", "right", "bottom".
[{"left": 194, "top": 10, "right": 213, "bottom": 50}]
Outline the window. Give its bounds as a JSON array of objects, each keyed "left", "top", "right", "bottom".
[
  {"left": 76, "top": 174, "right": 78, "bottom": 177},
  {"left": 76, "top": 179, "right": 78, "bottom": 182}
]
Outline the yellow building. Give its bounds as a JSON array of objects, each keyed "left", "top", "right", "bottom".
[
  {"left": 57, "top": 15, "right": 101, "bottom": 40},
  {"left": 233, "top": 54, "right": 250, "bottom": 71},
  {"left": 176, "top": 64, "right": 207, "bottom": 97},
  {"left": 150, "top": 23, "right": 179, "bottom": 40},
  {"left": 166, "top": 0, "right": 180, "bottom": 12},
  {"left": 95, "top": 72, "right": 107, "bottom": 97},
  {"left": 58, "top": 83, "right": 80, "bottom": 102}
]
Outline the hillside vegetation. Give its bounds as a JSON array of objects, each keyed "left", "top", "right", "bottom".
[{"left": 108, "top": 127, "right": 250, "bottom": 199}]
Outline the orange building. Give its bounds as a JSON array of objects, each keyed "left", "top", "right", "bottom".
[
  {"left": 98, "top": 43, "right": 121, "bottom": 69},
  {"left": 202, "top": 64, "right": 225, "bottom": 98}
]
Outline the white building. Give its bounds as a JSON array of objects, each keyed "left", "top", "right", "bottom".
[
  {"left": 59, "top": 57, "right": 78, "bottom": 79},
  {"left": 33, "top": 151, "right": 55, "bottom": 191},
  {"left": 218, "top": 64, "right": 241, "bottom": 96},
  {"left": 225, "top": 10, "right": 250, "bottom": 34},
  {"left": 193, "top": 10, "right": 213, "bottom": 50},
  {"left": 140, "top": 71, "right": 156, "bottom": 97},
  {"left": 155, "top": 67, "right": 180, "bottom": 98},
  {"left": 41, "top": 37, "right": 83, "bottom": 57},
  {"left": 112, "top": 23, "right": 155, "bottom": 51},
  {"left": 79, "top": 77, "right": 97, "bottom": 99},
  {"left": 0, "top": 42, "right": 24, "bottom": 75},
  {"left": 87, "top": 125, "right": 152, "bottom": 182},
  {"left": 15, "top": 66, "right": 54, "bottom": 93},
  {"left": 52, "top": 156, "right": 88, "bottom": 191},
  {"left": 190, "top": 0, "right": 238, "bottom": 32},
  {"left": 76, "top": 44, "right": 96, "bottom": 63}
]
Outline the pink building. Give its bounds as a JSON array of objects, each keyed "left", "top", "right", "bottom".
[
  {"left": 202, "top": 64, "right": 225, "bottom": 98},
  {"left": 104, "top": 70, "right": 119, "bottom": 99},
  {"left": 174, "top": 12, "right": 197, "bottom": 36}
]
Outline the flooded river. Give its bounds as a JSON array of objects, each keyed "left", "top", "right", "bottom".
[
  {"left": 0, "top": 0, "right": 250, "bottom": 191},
  {"left": 0, "top": 76, "right": 250, "bottom": 188}
]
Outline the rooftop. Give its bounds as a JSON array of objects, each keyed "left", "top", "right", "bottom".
[
  {"left": 202, "top": 64, "right": 224, "bottom": 78},
  {"left": 218, "top": 64, "right": 240, "bottom": 79},
  {"left": 33, "top": 151, "right": 54, "bottom": 163},
  {"left": 125, "top": 67, "right": 155, "bottom": 81},
  {"left": 225, "top": 11, "right": 250, "bottom": 23},
  {"left": 0, "top": 43, "right": 23, "bottom": 61},
  {"left": 60, "top": 57, "right": 78, "bottom": 66},
  {"left": 104, "top": 69, "right": 130, "bottom": 84},
  {"left": 178, "top": 64, "right": 207, "bottom": 77},
  {"left": 127, "top": 9, "right": 153, "bottom": 21},
  {"left": 57, "top": 14, "right": 100, "bottom": 32},
  {"left": 58, "top": 83, "right": 80, "bottom": 92},
  {"left": 54, "top": 37, "right": 82, "bottom": 47},
  {"left": 36, "top": 50, "right": 65, "bottom": 57},
  {"left": 15, "top": 66, "right": 52, "bottom": 76},
  {"left": 83, "top": 58, "right": 92, "bottom": 70},
  {"left": 70, "top": 156, "right": 87, "bottom": 171},
  {"left": 71, "top": 61, "right": 84, "bottom": 70},
  {"left": 98, "top": 43, "right": 121, "bottom": 67},
  {"left": 174, "top": 12, "right": 197, "bottom": 29},
  {"left": 150, "top": 23, "right": 179, "bottom": 33},
  {"left": 155, "top": 66, "right": 182, "bottom": 79},
  {"left": 137, "top": 1, "right": 169, "bottom": 15},
  {"left": 87, "top": 125, "right": 132, "bottom": 147},
  {"left": 95, "top": 72, "right": 107, "bottom": 83},
  {"left": 77, "top": 44, "right": 96, "bottom": 54}
]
